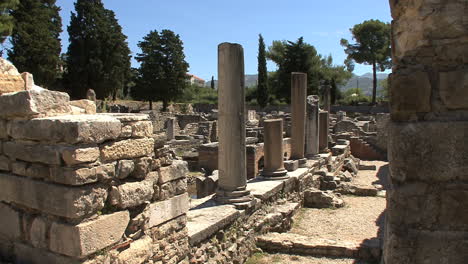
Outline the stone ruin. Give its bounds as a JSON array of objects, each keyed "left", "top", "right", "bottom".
[{"left": 1, "top": 1, "right": 467, "bottom": 262}]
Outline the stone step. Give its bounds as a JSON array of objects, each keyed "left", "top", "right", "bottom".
[{"left": 256, "top": 232, "right": 381, "bottom": 261}]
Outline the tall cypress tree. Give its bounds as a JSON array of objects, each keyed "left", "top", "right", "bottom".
[
  {"left": 210, "top": 76, "right": 214, "bottom": 89},
  {"left": 257, "top": 34, "right": 268, "bottom": 108},
  {"left": 8, "top": 0, "right": 62, "bottom": 89},
  {"left": 0, "top": 0, "right": 18, "bottom": 45},
  {"left": 65, "top": 0, "right": 131, "bottom": 99}
]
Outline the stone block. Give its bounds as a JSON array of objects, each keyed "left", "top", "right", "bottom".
[
  {"left": 304, "top": 189, "right": 344, "bottom": 208},
  {"left": 0, "top": 88, "right": 71, "bottom": 119},
  {"left": 0, "top": 155, "right": 10, "bottom": 171},
  {"left": 30, "top": 217, "right": 47, "bottom": 248},
  {"left": 14, "top": 243, "right": 76, "bottom": 264},
  {"left": 0, "top": 74, "right": 25, "bottom": 94},
  {"left": 69, "top": 99, "right": 96, "bottom": 114},
  {"left": 62, "top": 146, "right": 100, "bottom": 166},
  {"left": 113, "top": 236, "right": 153, "bottom": 264},
  {"left": 0, "top": 119, "right": 7, "bottom": 139},
  {"left": 158, "top": 160, "right": 188, "bottom": 184},
  {"left": 11, "top": 161, "right": 49, "bottom": 179},
  {"left": 100, "top": 138, "right": 154, "bottom": 161},
  {"left": 49, "top": 163, "right": 115, "bottom": 185},
  {"left": 390, "top": 71, "right": 431, "bottom": 120},
  {"left": 439, "top": 69, "right": 468, "bottom": 110},
  {"left": 49, "top": 211, "right": 129, "bottom": 258},
  {"left": 159, "top": 178, "right": 187, "bottom": 200},
  {"left": 0, "top": 58, "right": 20, "bottom": 75},
  {"left": 3, "top": 141, "right": 62, "bottom": 165},
  {"left": 130, "top": 157, "right": 153, "bottom": 179},
  {"left": 8, "top": 115, "right": 122, "bottom": 144},
  {"left": 284, "top": 160, "right": 299, "bottom": 172},
  {"left": 0, "top": 173, "right": 107, "bottom": 218},
  {"left": 130, "top": 121, "right": 153, "bottom": 138},
  {"left": 148, "top": 193, "right": 189, "bottom": 228},
  {"left": 0, "top": 203, "right": 21, "bottom": 239},
  {"left": 109, "top": 180, "right": 154, "bottom": 209},
  {"left": 116, "top": 159, "right": 134, "bottom": 179},
  {"left": 389, "top": 121, "right": 468, "bottom": 183}
]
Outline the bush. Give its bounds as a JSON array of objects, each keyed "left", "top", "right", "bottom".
[
  {"left": 338, "top": 88, "right": 371, "bottom": 105},
  {"left": 178, "top": 84, "right": 218, "bottom": 104}
]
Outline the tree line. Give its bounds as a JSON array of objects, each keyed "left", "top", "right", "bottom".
[{"left": 0, "top": 0, "right": 391, "bottom": 108}]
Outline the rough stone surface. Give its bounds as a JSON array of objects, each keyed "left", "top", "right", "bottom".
[
  {"left": 3, "top": 141, "right": 62, "bottom": 165},
  {"left": 49, "top": 163, "right": 115, "bottom": 185},
  {"left": 0, "top": 58, "right": 20, "bottom": 75},
  {"left": 100, "top": 138, "right": 154, "bottom": 161},
  {"left": 130, "top": 157, "right": 153, "bottom": 179},
  {"left": 0, "top": 203, "right": 21, "bottom": 240},
  {"left": 0, "top": 155, "right": 10, "bottom": 171},
  {"left": 158, "top": 160, "right": 188, "bottom": 184},
  {"left": 62, "top": 146, "right": 100, "bottom": 166},
  {"left": 0, "top": 88, "right": 71, "bottom": 119},
  {"left": 0, "top": 74, "right": 25, "bottom": 94},
  {"left": 390, "top": 71, "right": 431, "bottom": 119},
  {"left": 0, "top": 173, "right": 107, "bottom": 218},
  {"left": 304, "top": 189, "right": 344, "bottom": 208},
  {"left": 116, "top": 159, "right": 134, "bottom": 179},
  {"left": 148, "top": 193, "right": 189, "bottom": 228},
  {"left": 14, "top": 243, "right": 75, "bottom": 264},
  {"left": 8, "top": 115, "right": 122, "bottom": 144},
  {"left": 109, "top": 180, "right": 154, "bottom": 209},
  {"left": 69, "top": 100, "right": 96, "bottom": 114},
  {"left": 11, "top": 161, "right": 48, "bottom": 179},
  {"left": 439, "top": 69, "right": 468, "bottom": 110},
  {"left": 49, "top": 211, "right": 130, "bottom": 257}
]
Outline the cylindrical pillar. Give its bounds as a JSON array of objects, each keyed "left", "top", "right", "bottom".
[
  {"left": 305, "top": 95, "right": 320, "bottom": 157},
  {"left": 262, "top": 119, "right": 288, "bottom": 178},
  {"left": 319, "top": 110, "right": 329, "bottom": 152},
  {"left": 290, "top": 72, "right": 307, "bottom": 167},
  {"left": 216, "top": 43, "right": 251, "bottom": 204},
  {"left": 166, "top": 118, "right": 175, "bottom": 140}
]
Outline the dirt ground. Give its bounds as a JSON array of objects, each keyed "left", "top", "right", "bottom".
[{"left": 246, "top": 253, "right": 376, "bottom": 264}]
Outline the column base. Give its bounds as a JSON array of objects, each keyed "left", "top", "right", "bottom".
[
  {"left": 215, "top": 186, "right": 252, "bottom": 204},
  {"left": 259, "top": 169, "right": 289, "bottom": 180},
  {"left": 297, "top": 158, "right": 308, "bottom": 168}
]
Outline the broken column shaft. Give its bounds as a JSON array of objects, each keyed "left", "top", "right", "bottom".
[
  {"left": 290, "top": 72, "right": 307, "bottom": 167},
  {"left": 261, "top": 119, "right": 288, "bottom": 178}
]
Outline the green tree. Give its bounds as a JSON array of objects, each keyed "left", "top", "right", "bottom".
[
  {"left": 134, "top": 29, "right": 189, "bottom": 111},
  {"left": 8, "top": 0, "right": 62, "bottom": 89},
  {"left": 210, "top": 75, "right": 215, "bottom": 89},
  {"left": 65, "top": 0, "right": 131, "bottom": 99},
  {"left": 319, "top": 54, "right": 352, "bottom": 104},
  {"left": 341, "top": 19, "right": 391, "bottom": 104},
  {"left": 0, "top": 0, "right": 18, "bottom": 46},
  {"left": 256, "top": 34, "right": 268, "bottom": 108},
  {"left": 267, "top": 37, "right": 322, "bottom": 102},
  {"left": 378, "top": 77, "right": 389, "bottom": 101}
]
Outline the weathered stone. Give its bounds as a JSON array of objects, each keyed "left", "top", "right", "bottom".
[
  {"left": 0, "top": 155, "right": 10, "bottom": 171},
  {"left": 62, "top": 146, "right": 100, "bottom": 166},
  {"left": 0, "top": 203, "right": 21, "bottom": 239},
  {"left": 100, "top": 138, "right": 154, "bottom": 161},
  {"left": 8, "top": 115, "right": 122, "bottom": 144},
  {"left": 148, "top": 193, "right": 189, "bottom": 228},
  {"left": 0, "top": 173, "right": 107, "bottom": 218},
  {"left": 3, "top": 141, "right": 62, "bottom": 165},
  {"left": 30, "top": 217, "right": 47, "bottom": 248},
  {"left": 116, "top": 159, "right": 134, "bottom": 179},
  {"left": 109, "top": 180, "right": 154, "bottom": 209},
  {"left": 11, "top": 161, "right": 48, "bottom": 179},
  {"left": 158, "top": 160, "right": 188, "bottom": 184},
  {"left": 284, "top": 160, "right": 299, "bottom": 172},
  {"left": 49, "top": 163, "right": 116, "bottom": 186},
  {"left": 113, "top": 236, "right": 153, "bottom": 264},
  {"left": 0, "top": 119, "right": 7, "bottom": 139},
  {"left": 0, "top": 58, "right": 20, "bottom": 75},
  {"left": 120, "top": 125, "right": 132, "bottom": 138},
  {"left": 159, "top": 178, "right": 187, "bottom": 200},
  {"left": 14, "top": 243, "right": 76, "bottom": 264},
  {"left": 69, "top": 99, "right": 97, "bottom": 114},
  {"left": 131, "top": 157, "right": 153, "bottom": 179},
  {"left": 439, "top": 69, "right": 468, "bottom": 110},
  {"left": 21, "top": 72, "right": 34, "bottom": 90},
  {"left": 304, "top": 189, "right": 344, "bottom": 208},
  {"left": 0, "top": 74, "right": 25, "bottom": 94},
  {"left": 390, "top": 71, "right": 431, "bottom": 120},
  {"left": 49, "top": 211, "right": 129, "bottom": 257},
  {"left": 0, "top": 88, "right": 71, "bottom": 119},
  {"left": 291, "top": 72, "right": 307, "bottom": 160},
  {"left": 130, "top": 121, "right": 153, "bottom": 138},
  {"left": 344, "top": 159, "right": 359, "bottom": 175}
]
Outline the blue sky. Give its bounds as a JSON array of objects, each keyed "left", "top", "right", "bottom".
[{"left": 56, "top": 0, "right": 392, "bottom": 81}]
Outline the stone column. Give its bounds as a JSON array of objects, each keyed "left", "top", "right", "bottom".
[
  {"left": 305, "top": 95, "right": 320, "bottom": 158},
  {"left": 323, "top": 83, "right": 331, "bottom": 113},
  {"left": 215, "top": 43, "right": 251, "bottom": 204},
  {"left": 384, "top": 1, "right": 468, "bottom": 263},
  {"left": 318, "top": 110, "right": 329, "bottom": 152},
  {"left": 290, "top": 72, "right": 307, "bottom": 167},
  {"left": 166, "top": 117, "right": 175, "bottom": 140},
  {"left": 261, "top": 119, "right": 288, "bottom": 179}
]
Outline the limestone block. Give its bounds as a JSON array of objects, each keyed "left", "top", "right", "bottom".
[
  {"left": 11, "top": 161, "right": 48, "bottom": 179},
  {"left": 109, "top": 180, "right": 154, "bottom": 209},
  {"left": 0, "top": 74, "right": 25, "bottom": 94},
  {"left": 14, "top": 243, "right": 76, "bottom": 264},
  {"left": 69, "top": 99, "right": 97, "bottom": 114},
  {"left": 0, "top": 155, "right": 10, "bottom": 171},
  {"left": 120, "top": 125, "right": 132, "bottom": 138},
  {"left": 158, "top": 160, "right": 188, "bottom": 184},
  {"left": 159, "top": 178, "right": 187, "bottom": 200},
  {"left": 304, "top": 189, "right": 344, "bottom": 208},
  {"left": 0, "top": 87, "right": 71, "bottom": 119},
  {"left": 148, "top": 193, "right": 189, "bottom": 228},
  {"left": 21, "top": 72, "right": 34, "bottom": 90},
  {"left": 0, "top": 58, "right": 20, "bottom": 75},
  {"left": 130, "top": 157, "right": 153, "bottom": 179},
  {"left": 389, "top": 121, "right": 468, "bottom": 183},
  {"left": 30, "top": 217, "right": 47, "bottom": 248},
  {"left": 8, "top": 115, "right": 122, "bottom": 144},
  {"left": 102, "top": 113, "right": 149, "bottom": 122},
  {"left": 49, "top": 211, "right": 129, "bottom": 258},
  {"left": 100, "top": 138, "right": 154, "bottom": 161},
  {"left": 3, "top": 141, "right": 62, "bottom": 165},
  {"left": 439, "top": 69, "right": 468, "bottom": 110},
  {"left": 0, "top": 173, "right": 107, "bottom": 218},
  {"left": 390, "top": 71, "right": 431, "bottom": 120},
  {"left": 131, "top": 121, "right": 153, "bottom": 138},
  {"left": 116, "top": 160, "right": 134, "bottom": 179},
  {"left": 0, "top": 203, "right": 21, "bottom": 239},
  {"left": 113, "top": 236, "right": 153, "bottom": 264},
  {"left": 49, "top": 163, "right": 115, "bottom": 185},
  {"left": 0, "top": 119, "right": 7, "bottom": 139},
  {"left": 62, "top": 146, "right": 100, "bottom": 166}
]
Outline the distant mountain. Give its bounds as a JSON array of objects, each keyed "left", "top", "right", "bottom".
[{"left": 205, "top": 73, "right": 388, "bottom": 96}]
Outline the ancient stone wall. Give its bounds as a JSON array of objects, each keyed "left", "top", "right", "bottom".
[
  {"left": 0, "top": 75, "right": 190, "bottom": 263},
  {"left": 385, "top": 0, "right": 468, "bottom": 263}
]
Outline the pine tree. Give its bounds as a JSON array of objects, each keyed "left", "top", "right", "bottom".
[
  {"left": 133, "top": 29, "right": 189, "bottom": 111},
  {"left": 65, "top": 0, "right": 131, "bottom": 99},
  {"left": 257, "top": 34, "right": 268, "bottom": 108},
  {"left": 0, "top": 0, "right": 18, "bottom": 45},
  {"left": 8, "top": 0, "right": 62, "bottom": 89}
]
